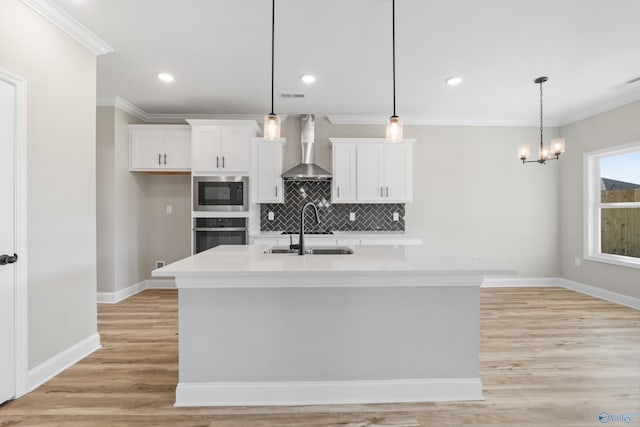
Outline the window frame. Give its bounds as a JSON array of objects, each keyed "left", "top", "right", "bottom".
[{"left": 584, "top": 141, "right": 640, "bottom": 269}]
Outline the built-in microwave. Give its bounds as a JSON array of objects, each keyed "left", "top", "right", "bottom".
[{"left": 193, "top": 176, "right": 249, "bottom": 211}]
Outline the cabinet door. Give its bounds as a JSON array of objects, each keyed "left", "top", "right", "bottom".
[
  {"left": 332, "top": 143, "right": 357, "bottom": 203},
  {"left": 256, "top": 142, "right": 283, "bottom": 203},
  {"left": 383, "top": 144, "right": 412, "bottom": 202},
  {"left": 356, "top": 144, "right": 384, "bottom": 202},
  {"left": 191, "top": 127, "right": 222, "bottom": 172},
  {"left": 163, "top": 129, "right": 191, "bottom": 170},
  {"left": 220, "top": 127, "right": 250, "bottom": 172},
  {"left": 130, "top": 129, "right": 163, "bottom": 170}
]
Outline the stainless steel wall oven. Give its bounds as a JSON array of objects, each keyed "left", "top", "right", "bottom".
[{"left": 193, "top": 217, "right": 248, "bottom": 254}]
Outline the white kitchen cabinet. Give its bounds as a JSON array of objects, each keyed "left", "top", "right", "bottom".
[
  {"left": 254, "top": 138, "right": 285, "bottom": 203},
  {"left": 330, "top": 138, "right": 414, "bottom": 203},
  {"left": 331, "top": 143, "right": 357, "bottom": 203},
  {"left": 129, "top": 125, "right": 191, "bottom": 172},
  {"left": 188, "top": 120, "right": 260, "bottom": 174}
]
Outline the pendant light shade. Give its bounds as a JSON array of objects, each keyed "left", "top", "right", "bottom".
[
  {"left": 264, "top": 0, "right": 280, "bottom": 140},
  {"left": 386, "top": 115, "right": 403, "bottom": 142},
  {"left": 264, "top": 113, "right": 281, "bottom": 140},
  {"left": 386, "top": 0, "right": 403, "bottom": 143}
]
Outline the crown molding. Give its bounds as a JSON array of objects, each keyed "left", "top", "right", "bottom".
[
  {"left": 557, "top": 92, "right": 640, "bottom": 127},
  {"left": 97, "top": 97, "right": 286, "bottom": 124},
  {"left": 21, "top": 0, "right": 113, "bottom": 55},
  {"left": 325, "top": 115, "right": 555, "bottom": 127}
]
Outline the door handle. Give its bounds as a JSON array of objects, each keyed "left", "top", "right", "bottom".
[
  {"left": 275, "top": 186, "right": 278, "bottom": 197},
  {"left": 337, "top": 186, "right": 340, "bottom": 198},
  {"left": 386, "top": 186, "right": 389, "bottom": 197},
  {"left": 380, "top": 187, "right": 384, "bottom": 197},
  {"left": 0, "top": 253, "right": 18, "bottom": 265},
  {"left": 216, "top": 156, "right": 220, "bottom": 168},
  {"left": 222, "top": 157, "right": 226, "bottom": 168},
  {"left": 158, "top": 153, "right": 161, "bottom": 165},
  {"left": 164, "top": 154, "right": 167, "bottom": 165}
]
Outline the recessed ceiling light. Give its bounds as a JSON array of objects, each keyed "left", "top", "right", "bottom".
[
  {"left": 300, "top": 74, "right": 316, "bottom": 84},
  {"left": 446, "top": 76, "right": 463, "bottom": 86},
  {"left": 157, "top": 72, "right": 175, "bottom": 83}
]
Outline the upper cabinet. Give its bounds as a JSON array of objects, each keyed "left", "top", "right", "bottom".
[
  {"left": 188, "top": 119, "right": 260, "bottom": 174},
  {"left": 129, "top": 125, "right": 191, "bottom": 172},
  {"left": 331, "top": 142, "right": 358, "bottom": 203},
  {"left": 330, "top": 138, "right": 414, "bottom": 203},
  {"left": 253, "top": 138, "right": 286, "bottom": 203}
]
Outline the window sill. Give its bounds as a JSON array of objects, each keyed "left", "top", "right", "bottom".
[{"left": 584, "top": 253, "right": 640, "bottom": 270}]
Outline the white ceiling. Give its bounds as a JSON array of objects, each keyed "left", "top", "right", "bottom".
[{"left": 52, "top": 0, "right": 640, "bottom": 125}]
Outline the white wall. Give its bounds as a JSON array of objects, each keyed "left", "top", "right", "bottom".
[
  {"left": 560, "top": 100, "right": 640, "bottom": 298},
  {"left": 280, "top": 117, "right": 561, "bottom": 277},
  {"left": 96, "top": 108, "right": 191, "bottom": 292},
  {"left": 143, "top": 174, "right": 191, "bottom": 272},
  {"left": 0, "top": 0, "right": 97, "bottom": 368}
]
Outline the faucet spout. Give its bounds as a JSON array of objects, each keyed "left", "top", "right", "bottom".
[{"left": 298, "top": 202, "right": 320, "bottom": 255}]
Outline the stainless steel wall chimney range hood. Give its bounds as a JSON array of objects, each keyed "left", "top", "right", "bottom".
[{"left": 281, "top": 114, "right": 332, "bottom": 180}]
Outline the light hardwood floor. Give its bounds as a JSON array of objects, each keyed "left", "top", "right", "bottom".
[{"left": 0, "top": 288, "right": 638, "bottom": 427}]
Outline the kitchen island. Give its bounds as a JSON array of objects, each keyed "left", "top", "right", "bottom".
[{"left": 153, "top": 244, "right": 514, "bottom": 407}]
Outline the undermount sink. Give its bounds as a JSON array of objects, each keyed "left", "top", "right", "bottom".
[{"left": 264, "top": 246, "right": 354, "bottom": 255}]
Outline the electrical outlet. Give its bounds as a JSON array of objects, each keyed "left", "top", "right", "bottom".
[
  {"left": 393, "top": 212, "right": 399, "bottom": 221},
  {"left": 349, "top": 212, "right": 356, "bottom": 221},
  {"left": 574, "top": 258, "right": 581, "bottom": 267},
  {"left": 268, "top": 211, "right": 275, "bottom": 221},
  {"left": 155, "top": 260, "right": 165, "bottom": 269},
  {"left": 166, "top": 205, "right": 173, "bottom": 215}
]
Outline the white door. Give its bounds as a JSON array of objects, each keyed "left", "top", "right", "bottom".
[
  {"left": 130, "top": 129, "right": 163, "bottom": 170},
  {"left": 191, "top": 127, "right": 221, "bottom": 173},
  {"left": 220, "top": 127, "right": 250, "bottom": 172},
  {"left": 256, "top": 141, "right": 283, "bottom": 203},
  {"left": 0, "top": 77, "right": 17, "bottom": 404},
  {"left": 383, "top": 144, "right": 412, "bottom": 202},
  {"left": 332, "top": 143, "right": 357, "bottom": 202},
  {"left": 163, "top": 129, "right": 191, "bottom": 170},
  {"left": 356, "top": 143, "right": 384, "bottom": 202}
]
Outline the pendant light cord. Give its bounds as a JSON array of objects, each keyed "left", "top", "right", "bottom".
[
  {"left": 539, "top": 79, "right": 543, "bottom": 156},
  {"left": 392, "top": 0, "right": 397, "bottom": 116},
  {"left": 270, "top": 0, "right": 275, "bottom": 115}
]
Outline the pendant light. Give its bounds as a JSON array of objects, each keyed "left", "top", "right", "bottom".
[
  {"left": 264, "top": 0, "right": 280, "bottom": 140},
  {"left": 518, "top": 76, "right": 565, "bottom": 164},
  {"left": 386, "top": 0, "right": 403, "bottom": 142}
]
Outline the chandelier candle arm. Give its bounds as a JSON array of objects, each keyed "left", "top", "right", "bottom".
[{"left": 264, "top": 0, "right": 281, "bottom": 140}]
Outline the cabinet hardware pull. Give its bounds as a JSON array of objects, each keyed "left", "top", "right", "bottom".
[
  {"left": 275, "top": 186, "right": 278, "bottom": 197},
  {"left": 158, "top": 153, "right": 161, "bottom": 165},
  {"left": 222, "top": 157, "right": 226, "bottom": 168},
  {"left": 164, "top": 154, "right": 167, "bottom": 165},
  {"left": 386, "top": 187, "right": 389, "bottom": 197},
  {"left": 216, "top": 156, "right": 220, "bottom": 168},
  {"left": 380, "top": 187, "right": 384, "bottom": 197},
  {"left": 337, "top": 186, "right": 340, "bottom": 197}
]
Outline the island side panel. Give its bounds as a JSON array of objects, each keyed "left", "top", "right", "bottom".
[{"left": 178, "top": 285, "right": 480, "bottom": 383}]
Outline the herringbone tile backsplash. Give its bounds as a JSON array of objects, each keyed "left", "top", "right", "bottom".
[{"left": 260, "top": 181, "right": 405, "bottom": 232}]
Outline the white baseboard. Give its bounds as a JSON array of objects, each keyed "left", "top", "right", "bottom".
[
  {"left": 97, "top": 279, "right": 176, "bottom": 303},
  {"left": 482, "top": 277, "right": 562, "bottom": 287},
  {"left": 482, "top": 277, "right": 638, "bottom": 310},
  {"left": 145, "top": 279, "right": 177, "bottom": 289},
  {"left": 27, "top": 333, "right": 101, "bottom": 392},
  {"left": 560, "top": 279, "right": 640, "bottom": 310},
  {"left": 175, "top": 377, "right": 483, "bottom": 407}
]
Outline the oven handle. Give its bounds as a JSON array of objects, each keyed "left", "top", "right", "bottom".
[{"left": 193, "top": 227, "right": 247, "bottom": 232}]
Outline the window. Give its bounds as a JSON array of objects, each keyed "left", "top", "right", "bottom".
[{"left": 584, "top": 142, "right": 640, "bottom": 268}]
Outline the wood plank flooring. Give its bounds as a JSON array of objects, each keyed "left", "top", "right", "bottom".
[{"left": 0, "top": 288, "right": 638, "bottom": 426}]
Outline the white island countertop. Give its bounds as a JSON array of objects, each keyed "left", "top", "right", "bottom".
[{"left": 153, "top": 244, "right": 514, "bottom": 288}]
